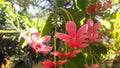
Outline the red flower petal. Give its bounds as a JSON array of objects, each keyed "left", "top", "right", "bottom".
[
  {"left": 77, "top": 24, "right": 88, "bottom": 38},
  {"left": 90, "top": 31, "right": 102, "bottom": 42},
  {"left": 92, "top": 31, "right": 99, "bottom": 39},
  {"left": 77, "top": 36, "right": 85, "bottom": 44},
  {"left": 42, "top": 60, "right": 54, "bottom": 68},
  {"left": 66, "top": 40, "right": 76, "bottom": 48},
  {"left": 66, "top": 50, "right": 81, "bottom": 58},
  {"left": 86, "top": 3, "right": 97, "bottom": 14},
  {"left": 43, "top": 45, "right": 52, "bottom": 51},
  {"left": 56, "top": 60, "right": 68, "bottom": 66},
  {"left": 87, "top": 19, "right": 93, "bottom": 28},
  {"left": 36, "top": 45, "right": 52, "bottom": 54},
  {"left": 66, "top": 21, "right": 76, "bottom": 37},
  {"left": 94, "top": 22, "right": 101, "bottom": 30},
  {"left": 84, "top": 64, "right": 90, "bottom": 68},
  {"left": 30, "top": 28, "right": 40, "bottom": 43},
  {"left": 21, "top": 32, "right": 32, "bottom": 45},
  {"left": 39, "top": 36, "right": 51, "bottom": 43},
  {"left": 51, "top": 51, "right": 65, "bottom": 58},
  {"left": 55, "top": 33, "right": 70, "bottom": 41},
  {"left": 84, "top": 64, "right": 99, "bottom": 68},
  {"left": 77, "top": 44, "right": 89, "bottom": 49},
  {"left": 92, "top": 64, "right": 99, "bottom": 68},
  {"left": 104, "top": 0, "right": 111, "bottom": 8},
  {"left": 42, "top": 60, "right": 68, "bottom": 68},
  {"left": 51, "top": 50, "right": 80, "bottom": 58}
]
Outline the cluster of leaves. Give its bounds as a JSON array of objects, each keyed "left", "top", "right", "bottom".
[{"left": 0, "top": 0, "right": 50, "bottom": 67}]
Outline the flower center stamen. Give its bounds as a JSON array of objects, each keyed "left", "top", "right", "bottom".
[
  {"left": 33, "top": 43, "right": 37, "bottom": 46},
  {"left": 72, "top": 37, "right": 76, "bottom": 41}
]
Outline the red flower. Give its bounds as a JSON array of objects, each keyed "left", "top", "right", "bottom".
[
  {"left": 115, "top": 51, "right": 120, "bottom": 54},
  {"left": 21, "top": 28, "right": 52, "bottom": 54},
  {"left": 86, "top": 19, "right": 102, "bottom": 42},
  {"left": 51, "top": 50, "right": 81, "bottom": 58},
  {"left": 42, "top": 60, "right": 68, "bottom": 68},
  {"left": 87, "top": 19, "right": 101, "bottom": 34},
  {"left": 56, "top": 21, "right": 88, "bottom": 49},
  {"left": 88, "top": 32, "right": 102, "bottom": 42},
  {"left": 104, "top": 0, "right": 111, "bottom": 8},
  {"left": 87, "top": 0, "right": 112, "bottom": 14},
  {"left": 85, "top": 64, "right": 99, "bottom": 68},
  {"left": 86, "top": 3, "right": 98, "bottom": 14}
]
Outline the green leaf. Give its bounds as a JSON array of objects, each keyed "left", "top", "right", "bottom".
[
  {"left": 65, "top": 53, "right": 86, "bottom": 68},
  {"left": 77, "top": 0, "right": 88, "bottom": 11},
  {"left": 18, "top": 36, "right": 28, "bottom": 52},
  {"left": 57, "top": 0, "right": 65, "bottom": 7},
  {"left": 90, "top": 43, "right": 107, "bottom": 56},
  {"left": 57, "top": 8, "right": 85, "bottom": 33},
  {"left": 66, "top": 8, "right": 85, "bottom": 28},
  {"left": 0, "top": 0, "right": 3, "bottom": 4},
  {"left": 65, "top": 61, "right": 79, "bottom": 68},
  {"left": 40, "top": 13, "right": 53, "bottom": 36},
  {"left": 88, "top": 43, "right": 107, "bottom": 63},
  {"left": 110, "top": 31, "right": 116, "bottom": 39},
  {"left": 21, "top": 16, "right": 32, "bottom": 28}
]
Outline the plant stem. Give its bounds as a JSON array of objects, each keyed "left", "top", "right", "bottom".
[
  {"left": 54, "top": 27, "right": 57, "bottom": 62},
  {"left": 53, "top": 1, "right": 57, "bottom": 67},
  {"left": 0, "top": 30, "right": 24, "bottom": 33},
  {"left": 64, "top": 20, "right": 67, "bottom": 54}
]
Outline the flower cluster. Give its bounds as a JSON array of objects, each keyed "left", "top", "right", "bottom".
[
  {"left": 56, "top": 21, "right": 88, "bottom": 49},
  {"left": 86, "top": 19, "right": 102, "bottom": 42},
  {"left": 21, "top": 28, "right": 52, "bottom": 54},
  {"left": 86, "top": 0, "right": 112, "bottom": 14},
  {"left": 21, "top": 18, "right": 101, "bottom": 68},
  {"left": 42, "top": 60, "right": 68, "bottom": 68}
]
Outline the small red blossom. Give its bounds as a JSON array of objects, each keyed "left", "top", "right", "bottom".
[
  {"left": 86, "top": 19, "right": 102, "bottom": 42},
  {"left": 21, "top": 28, "right": 52, "bottom": 54},
  {"left": 56, "top": 21, "right": 88, "bottom": 49},
  {"left": 51, "top": 50, "right": 81, "bottom": 58},
  {"left": 42, "top": 60, "right": 68, "bottom": 68},
  {"left": 104, "top": 0, "right": 112, "bottom": 8},
  {"left": 115, "top": 51, "right": 120, "bottom": 54},
  {"left": 85, "top": 64, "right": 99, "bottom": 68},
  {"left": 87, "top": 0, "right": 112, "bottom": 14},
  {"left": 87, "top": 32, "right": 102, "bottom": 42},
  {"left": 86, "top": 3, "right": 98, "bottom": 14}
]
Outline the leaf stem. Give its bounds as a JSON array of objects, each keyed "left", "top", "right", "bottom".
[
  {"left": 54, "top": 27, "right": 57, "bottom": 63},
  {"left": 53, "top": 1, "right": 57, "bottom": 68},
  {"left": 0, "top": 30, "right": 24, "bottom": 33}
]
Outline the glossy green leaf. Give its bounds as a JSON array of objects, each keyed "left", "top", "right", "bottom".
[
  {"left": 40, "top": 13, "right": 53, "bottom": 36},
  {"left": 65, "top": 53, "right": 86, "bottom": 68},
  {"left": 65, "top": 61, "right": 79, "bottom": 68},
  {"left": 59, "top": 8, "right": 85, "bottom": 30},
  {"left": 90, "top": 43, "right": 107, "bottom": 56},
  {"left": 110, "top": 31, "right": 116, "bottom": 39},
  {"left": 57, "top": 0, "right": 65, "bottom": 7},
  {"left": 77, "top": 0, "right": 88, "bottom": 11},
  {"left": 18, "top": 35, "right": 28, "bottom": 52},
  {"left": 66, "top": 8, "right": 85, "bottom": 28},
  {"left": 88, "top": 43, "right": 107, "bottom": 64},
  {"left": 0, "top": 0, "right": 3, "bottom": 4}
]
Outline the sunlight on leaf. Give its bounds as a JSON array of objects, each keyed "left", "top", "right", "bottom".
[
  {"left": 102, "top": 20, "right": 111, "bottom": 29},
  {"left": 0, "top": 0, "right": 3, "bottom": 4}
]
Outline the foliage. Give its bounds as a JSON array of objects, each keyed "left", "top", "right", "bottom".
[{"left": 0, "top": 0, "right": 120, "bottom": 68}]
